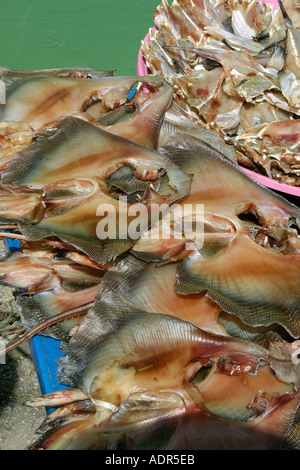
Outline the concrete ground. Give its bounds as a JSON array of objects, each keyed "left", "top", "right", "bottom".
[
  {"left": 0, "top": 285, "right": 46, "bottom": 450},
  {"left": 0, "top": 344, "right": 46, "bottom": 450}
]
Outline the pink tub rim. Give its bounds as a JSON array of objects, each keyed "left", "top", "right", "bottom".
[
  {"left": 136, "top": 0, "right": 300, "bottom": 198},
  {"left": 240, "top": 168, "right": 300, "bottom": 196}
]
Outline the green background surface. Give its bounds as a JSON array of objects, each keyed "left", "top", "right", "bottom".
[{"left": 0, "top": 0, "right": 159, "bottom": 76}]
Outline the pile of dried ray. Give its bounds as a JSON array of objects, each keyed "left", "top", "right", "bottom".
[{"left": 0, "top": 65, "right": 299, "bottom": 450}]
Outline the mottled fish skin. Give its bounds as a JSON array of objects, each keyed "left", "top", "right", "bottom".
[
  {"left": 0, "top": 114, "right": 192, "bottom": 263},
  {"left": 148, "top": 41, "right": 278, "bottom": 131},
  {"left": 134, "top": 132, "right": 300, "bottom": 255},
  {"left": 0, "top": 74, "right": 150, "bottom": 131},
  {"left": 176, "top": 233, "right": 300, "bottom": 338},
  {"left": 95, "top": 253, "right": 226, "bottom": 335},
  {"left": 56, "top": 290, "right": 300, "bottom": 408},
  {"left": 1, "top": 116, "right": 191, "bottom": 197},
  {"left": 133, "top": 133, "right": 300, "bottom": 337},
  {"left": 171, "top": 67, "right": 244, "bottom": 134},
  {"left": 18, "top": 285, "right": 99, "bottom": 342}
]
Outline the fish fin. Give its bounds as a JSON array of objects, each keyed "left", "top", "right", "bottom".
[
  {"left": 0, "top": 183, "right": 45, "bottom": 224},
  {"left": 159, "top": 132, "right": 300, "bottom": 219},
  {"left": 96, "top": 254, "right": 225, "bottom": 334},
  {"left": 278, "top": 0, "right": 293, "bottom": 28},
  {"left": 94, "top": 254, "right": 146, "bottom": 300},
  {"left": 250, "top": 388, "right": 300, "bottom": 447},
  {"left": 56, "top": 292, "right": 151, "bottom": 386},
  {"left": 2, "top": 116, "right": 191, "bottom": 204},
  {"left": 25, "top": 387, "right": 88, "bottom": 408},
  {"left": 176, "top": 234, "right": 300, "bottom": 338},
  {"left": 102, "top": 76, "right": 173, "bottom": 149},
  {"left": 56, "top": 289, "right": 202, "bottom": 390},
  {"left": 219, "top": 311, "right": 293, "bottom": 345},
  {"left": 283, "top": 419, "right": 300, "bottom": 450},
  {"left": 17, "top": 285, "right": 98, "bottom": 341},
  {"left": 42, "top": 178, "right": 96, "bottom": 216},
  {"left": 0, "top": 251, "right": 60, "bottom": 293},
  {"left": 18, "top": 186, "right": 135, "bottom": 264}
]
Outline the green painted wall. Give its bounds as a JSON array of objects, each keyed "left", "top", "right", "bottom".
[{"left": 0, "top": 0, "right": 159, "bottom": 76}]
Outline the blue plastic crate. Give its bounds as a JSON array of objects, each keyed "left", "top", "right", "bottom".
[
  {"left": 6, "top": 237, "right": 68, "bottom": 414},
  {"left": 29, "top": 335, "right": 69, "bottom": 414}
]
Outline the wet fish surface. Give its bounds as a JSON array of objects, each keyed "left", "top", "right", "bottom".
[{"left": 0, "top": 49, "right": 299, "bottom": 450}]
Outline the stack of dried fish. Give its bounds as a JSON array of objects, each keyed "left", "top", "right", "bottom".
[
  {"left": 0, "top": 64, "right": 299, "bottom": 450},
  {"left": 141, "top": 0, "right": 300, "bottom": 186}
]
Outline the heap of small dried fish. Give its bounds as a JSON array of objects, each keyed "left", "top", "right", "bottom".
[
  {"left": 140, "top": 0, "right": 300, "bottom": 186},
  {"left": 0, "top": 62, "right": 299, "bottom": 451}
]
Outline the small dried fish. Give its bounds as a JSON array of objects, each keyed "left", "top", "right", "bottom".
[{"left": 141, "top": 0, "right": 300, "bottom": 186}]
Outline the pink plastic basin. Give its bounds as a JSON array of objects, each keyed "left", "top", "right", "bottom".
[{"left": 137, "top": 0, "right": 300, "bottom": 198}]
